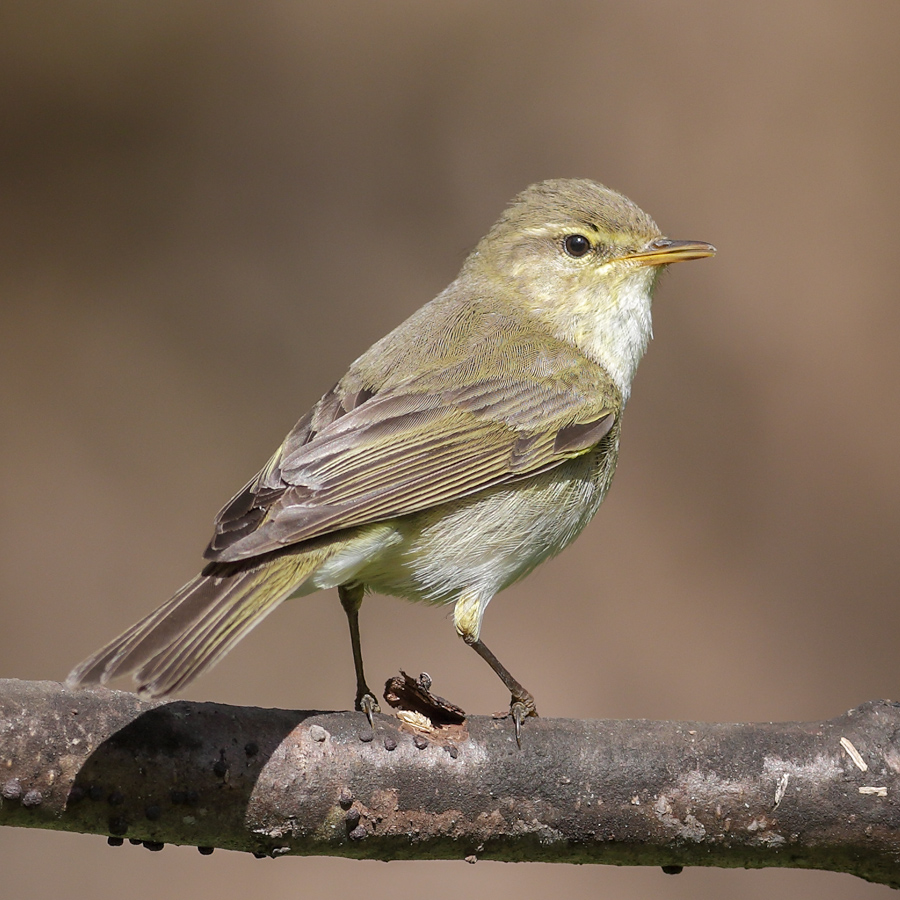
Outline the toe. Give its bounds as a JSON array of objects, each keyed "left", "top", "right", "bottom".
[
  {"left": 510, "top": 699, "right": 537, "bottom": 747},
  {"left": 359, "top": 692, "right": 381, "bottom": 726}
]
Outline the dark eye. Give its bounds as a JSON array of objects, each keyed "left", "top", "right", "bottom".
[{"left": 563, "top": 234, "right": 591, "bottom": 258}]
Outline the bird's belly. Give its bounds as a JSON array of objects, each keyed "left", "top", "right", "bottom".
[{"left": 357, "top": 449, "right": 615, "bottom": 606}]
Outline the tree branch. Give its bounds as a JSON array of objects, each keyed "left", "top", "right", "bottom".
[{"left": 1, "top": 679, "right": 898, "bottom": 886}]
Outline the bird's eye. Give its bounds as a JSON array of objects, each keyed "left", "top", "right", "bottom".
[{"left": 563, "top": 234, "right": 591, "bottom": 258}]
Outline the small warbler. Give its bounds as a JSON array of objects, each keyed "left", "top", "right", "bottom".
[{"left": 67, "top": 179, "right": 714, "bottom": 739}]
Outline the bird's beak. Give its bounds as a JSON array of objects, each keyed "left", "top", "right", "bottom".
[{"left": 624, "top": 238, "right": 716, "bottom": 267}]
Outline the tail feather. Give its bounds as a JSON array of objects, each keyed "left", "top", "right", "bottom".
[
  {"left": 132, "top": 572, "right": 278, "bottom": 696},
  {"left": 104, "top": 569, "right": 253, "bottom": 679},
  {"left": 66, "top": 554, "right": 316, "bottom": 697}
]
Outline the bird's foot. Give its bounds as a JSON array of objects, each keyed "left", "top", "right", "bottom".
[
  {"left": 356, "top": 691, "right": 381, "bottom": 728},
  {"left": 510, "top": 693, "right": 538, "bottom": 747}
]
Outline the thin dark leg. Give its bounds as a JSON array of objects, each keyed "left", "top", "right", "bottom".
[
  {"left": 466, "top": 636, "right": 538, "bottom": 745},
  {"left": 338, "top": 583, "right": 379, "bottom": 726}
]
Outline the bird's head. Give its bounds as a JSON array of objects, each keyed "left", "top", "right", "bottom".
[{"left": 465, "top": 178, "right": 715, "bottom": 400}]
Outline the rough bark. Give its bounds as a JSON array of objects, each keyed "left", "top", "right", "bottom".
[{"left": 1, "top": 679, "right": 898, "bottom": 886}]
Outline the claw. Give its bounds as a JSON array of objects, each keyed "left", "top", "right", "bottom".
[
  {"left": 509, "top": 696, "right": 538, "bottom": 747},
  {"left": 511, "top": 701, "right": 527, "bottom": 747},
  {"left": 358, "top": 692, "right": 380, "bottom": 728}
]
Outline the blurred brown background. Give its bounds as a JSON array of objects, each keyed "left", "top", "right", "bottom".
[{"left": 2, "top": 2, "right": 899, "bottom": 897}]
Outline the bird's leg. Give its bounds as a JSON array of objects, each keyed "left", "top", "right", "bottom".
[
  {"left": 338, "top": 583, "right": 379, "bottom": 726},
  {"left": 465, "top": 635, "right": 538, "bottom": 746}
]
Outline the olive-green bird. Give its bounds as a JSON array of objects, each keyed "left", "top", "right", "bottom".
[{"left": 67, "top": 179, "right": 714, "bottom": 739}]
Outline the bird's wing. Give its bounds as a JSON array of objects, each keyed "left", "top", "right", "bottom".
[{"left": 205, "top": 322, "right": 620, "bottom": 563}]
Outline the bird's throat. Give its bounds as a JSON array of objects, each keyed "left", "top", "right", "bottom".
[{"left": 543, "top": 269, "right": 656, "bottom": 404}]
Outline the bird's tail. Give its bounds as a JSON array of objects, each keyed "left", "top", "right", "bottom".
[{"left": 66, "top": 551, "right": 322, "bottom": 698}]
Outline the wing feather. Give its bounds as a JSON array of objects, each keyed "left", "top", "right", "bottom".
[{"left": 205, "top": 311, "right": 621, "bottom": 562}]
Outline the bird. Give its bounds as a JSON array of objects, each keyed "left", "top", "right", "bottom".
[{"left": 67, "top": 178, "right": 714, "bottom": 741}]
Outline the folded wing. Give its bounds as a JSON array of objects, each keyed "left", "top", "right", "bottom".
[{"left": 206, "top": 314, "right": 620, "bottom": 563}]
